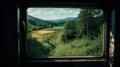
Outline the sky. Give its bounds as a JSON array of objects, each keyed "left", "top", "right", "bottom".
[{"left": 27, "top": 8, "right": 80, "bottom": 20}]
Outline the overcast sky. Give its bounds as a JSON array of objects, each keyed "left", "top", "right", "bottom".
[{"left": 27, "top": 8, "right": 80, "bottom": 20}]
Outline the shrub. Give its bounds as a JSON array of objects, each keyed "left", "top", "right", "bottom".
[{"left": 26, "top": 37, "right": 50, "bottom": 57}]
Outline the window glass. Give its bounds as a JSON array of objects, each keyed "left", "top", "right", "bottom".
[{"left": 26, "top": 8, "right": 104, "bottom": 58}]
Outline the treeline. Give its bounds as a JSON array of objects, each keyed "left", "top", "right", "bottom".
[{"left": 62, "top": 9, "right": 103, "bottom": 43}]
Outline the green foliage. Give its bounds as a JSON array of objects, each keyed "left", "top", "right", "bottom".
[
  {"left": 77, "top": 9, "right": 103, "bottom": 38},
  {"left": 27, "top": 22, "right": 33, "bottom": 39},
  {"left": 26, "top": 37, "right": 51, "bottom": 57},
  {"left": 27, "top": 20, "right": 54, "bottom": 57},
  {"left": 56, "top": 9, "right": 103, "bottom": 56},
  {"left": 62, "top": 9, "right": 103, "bottom": 40},
  {"left": 85, "top": 36, "right": 102, "bottom": 56},
  {"left": 53, "top": 36, "right": 102, "bottom": 56},
  {"left": 62, "top": 20, "right": 77, "bottom": 42}
]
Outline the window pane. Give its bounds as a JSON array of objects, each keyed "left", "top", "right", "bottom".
[{"left": 26, "top": 8, "right": 104, "bottom": 57}]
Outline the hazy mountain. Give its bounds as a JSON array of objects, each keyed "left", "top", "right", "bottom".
[
  {"left": 27, "top": 15, "right": 58, "bottom": 25},
  {"left": 27, "top": 15, "right": 78, "bottom": 30},
  {"left": 48, "top": 17, "right": 78, "bottom": 25},
  {"left": 27, "top": 15, "right": 58, "bottom": 30}
]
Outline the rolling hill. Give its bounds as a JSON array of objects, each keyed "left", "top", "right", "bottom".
[
  {"left": 27, "top": 15, "right": 78, "bottom": 30},
  {"left": 27, "top": 15, "right": 58, "bottom": 30},
  {"left": 48, "top": 17, "right": 78, "bottom": 25}
]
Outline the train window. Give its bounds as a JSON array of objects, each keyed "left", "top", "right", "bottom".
[{"left": 26, "top": 7, "right": 105, "bottom": 58}]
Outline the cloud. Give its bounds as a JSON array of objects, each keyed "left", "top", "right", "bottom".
[
  {"left": 27, "top": 8, "right": 80, "bottom": 20},
  {"left": 48, "top": 11, "right": 55, "bottom": 14},
  {"left": 54, "top": 8, "right": 64, "bottom": 11},
  {"left": 54, "top": 8, "right": 68, "bottom": 13},
  {"left": 58, "top": 10, "right": 67, "bottom": 13},
  {"left": 28, "top": 9, "right": 42, "bottom": 16}
]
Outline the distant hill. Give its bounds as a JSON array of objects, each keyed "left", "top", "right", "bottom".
[
  {"left": 27, "top": 15, "right": 78, "bottom": 30},
  {"left": 48, "top": 17, "right": 78, "bottom": 25},
  {"left": 27, "top": 15, "right": 58, "bottom": 30}
]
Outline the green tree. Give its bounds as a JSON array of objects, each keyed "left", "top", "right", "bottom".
[
  {"left": 62, "top": 20, "right": 77, "bottom": 42},
  {"left": 77, "top": 9, "right": 103, "bottom": 39}
]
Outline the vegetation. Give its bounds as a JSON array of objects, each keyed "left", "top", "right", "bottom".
[
  {"left": 26, "top": 9, "right": 103, "bottom": 57},
  {"left": 53, "top": 36, "right": 102, "bottom": 56},
  {"left": 27, "top": 23, "right": 50, "bottom": 57},
  {"left": 27, "top": 15, "right": 56, "bottom": 30},
  {"left": 62, "top": 9, "right": 103, "bottom": 41},
  {"left": 27, "top": 37, "right": 50, "bottom": 57}
]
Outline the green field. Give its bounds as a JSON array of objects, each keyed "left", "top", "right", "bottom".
[{"left": 31, "top": 26, "right": 63, "bottom": 42}]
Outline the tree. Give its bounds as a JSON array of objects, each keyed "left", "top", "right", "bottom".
[
  {"left": 77, "top": 9, "right": 103, "bottom": 39},
  {"left": 62, "top": 20, "right": 77, "bottom": 42}
]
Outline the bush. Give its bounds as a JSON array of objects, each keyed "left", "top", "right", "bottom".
[
  {"left": 26, "top": 37, "right": 50, "bottom": 57},
  {"left": 62, "top": 20, "right": 77, "bottom": 43}
]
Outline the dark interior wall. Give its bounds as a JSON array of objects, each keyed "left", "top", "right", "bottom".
[
  {"left": 21, "top": 61, "right": 109, "bottom": 67},
  {"left": 113, "top": 8, "right": 120, "bottom": 67},
  {"left": 3, "top": 0, "right": 18, "bottom": 66}
]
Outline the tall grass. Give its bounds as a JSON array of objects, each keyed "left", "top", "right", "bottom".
[{"left": 53, "top": 36, "right": 102, "bottom": 56}]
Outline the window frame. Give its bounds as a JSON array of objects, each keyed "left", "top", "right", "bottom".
[{"left": 19, "top": 2, "right": 111, "bottom": 62}]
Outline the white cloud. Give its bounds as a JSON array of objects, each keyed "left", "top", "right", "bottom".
[
  {"left": 54, "top": 8, "right": 68, "bottom": 13},
  {"left": 28, "top": 9, "right": 42, "bottom": 16},
  {"left": 68, "top": 10, "right": 73, "bottom": 13},
  {"left": 58, "top": 10, "right": 67, "bottom": 13},
  {"left": 27, "top": 8, "right": 80, "bottom": 20},
  {"left": 54, "top": 8, "right": 64, "bottom": 11},
  {"left": 48, "top": 11, "right": 55, "bottom": 14}
]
